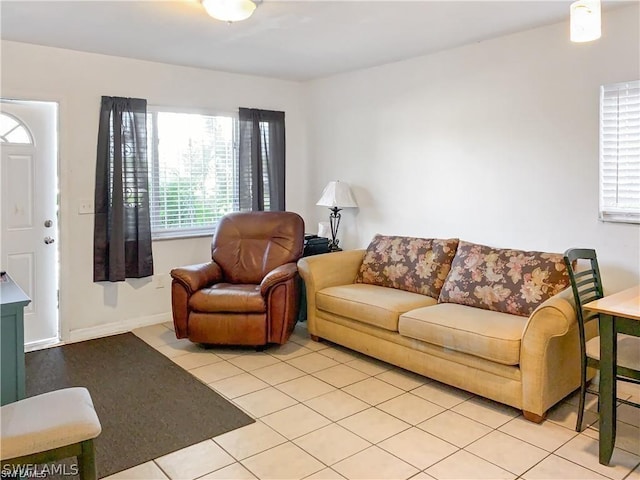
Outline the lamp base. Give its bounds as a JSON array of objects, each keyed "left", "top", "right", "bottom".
[{"left": 328, "top": 207, "right": 342, "bottom": 251}]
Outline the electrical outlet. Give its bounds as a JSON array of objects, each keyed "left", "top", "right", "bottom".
[
  {"left": 78, "top": 199, "right": 94, "bottom": 215},
  {"left": 155, "top": 275, "right": 166, "bottom": 289}
]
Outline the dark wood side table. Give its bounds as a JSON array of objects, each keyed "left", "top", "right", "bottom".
[
  {"left": 298, "top": 236, "right": 331, "bottom": 323},
  {"left": 1, "top": 272, "right": 31, "bottom": 405},
  {"left": 584, "top": 285, "right": 640, "bottom": 465}
]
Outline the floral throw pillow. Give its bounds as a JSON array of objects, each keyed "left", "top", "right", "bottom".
[
  {"left": 438, "top": 241, "right": 570, "bottom": 317},
  {"left": 355, "top": 235, "right": 460, "bottom": 299}
]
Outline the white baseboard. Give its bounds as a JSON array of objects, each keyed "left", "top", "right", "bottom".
[{"left": 67, "top": 312, "right": 172, "bottom": 344}]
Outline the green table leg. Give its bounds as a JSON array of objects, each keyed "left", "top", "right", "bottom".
[{"left": 599, "top": 313, "right": 616, "bottom": 465}]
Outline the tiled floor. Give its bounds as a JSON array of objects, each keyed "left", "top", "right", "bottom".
[{"left": 103, "top": 322, "right": 640, "bottom": 480}]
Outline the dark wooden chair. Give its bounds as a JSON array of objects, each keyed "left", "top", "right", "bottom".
[{"left": 563, "top": 248, "right": 640, "bottom": 432}]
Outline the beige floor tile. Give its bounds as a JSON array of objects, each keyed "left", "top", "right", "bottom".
[
  {"left": 378, "top": 427, "right": 458, "bottom": 470},
  {"left": 267, "top": 341, "right": 314, "bottom": 360},
  {"left": 304, "top": 390, "right": 369, "bottom": 421},
  {"left": 203, "top": 346, "right": 250, "bottom": 360},
  {"left": 338, "top": 407, "right": 410, "bottom": 443},
  {"left": 417, "top": 410, "right": 492, "bottom": 448},
  {"left": 465, "top": 430, "right": 551, "bottom": 475},
  {"left": 233, "top": 387, "right": 298, "bottom": 418},
  {"left": 294, "top": 423, "right": 370, "bottom": 465},
  {"left": 498, "top": 416, "right": 578, "bottom": 452},
  {"left": 154, "top": 339, "right": 201, "bottom": 358},
  {"left": 133, "top": 324, "right": 179, "bottom": 347},
  {"left": 103, "top": 461, "right": 169, "bottom": 479},
  {"left": 342, "top": 377, "right": 404, "bottom": 405},
  {"left": 276, "top": 375, "right": 336, "bottom": 402},
  {"left": 317, "top": 345, "right": 363, "bottom": 363},
  {"left": 563, "top": 390, "right": 600, "bottom": 412},
  {"left": 251, "top": 362, "right": 306, "bottom": 385},
  {"left": 171, "top": 351, "right": 222, "bottom": 370},
  {"left": 425, "top": 450, "right": 516, "bottom": 480},
  {"left": 290, "top": 334, "right": 330, "bottom": 352},
  {"left": 375, "top": 368, "right": 428, "bottom": 391},
  {"left": 409, "top": 473, "right": 438, "bottom": 480},
  {"left": 287, "top": 352, "right": 340, "bottom": 373},
  {"left": 155, "top": 440, "right": 235, "bottom": 480},
  {"left": 162, "top": 321, "right": 175, "bottom": 330},
  {"left": 304, "top": 467, "right": 345, "bottom": 479},
  {"left": 241, "top": 442, "right": 325, "bottom": 480},
  {"left": 521, "top": 454, "right": 609, "bottom": 480},
  {"left": 261, "top": 403, "right": 331, "bottom": 439},
  {"left": 583, "top": 420, "right": 640, "bottom": 456},
  {"left": 618, "top": 403, "right": 640, "bottom": 427},
  {"left": 228, "top": 352, "right": 281, "bottom": 371},
  {"left": 312, "top": 364, "right": 369, "bottom": 388},
  {"left": 197, "top": 463, "right": 257, "bottom": 479},
  {"left": 547, "top": 400, "right": 599, "bottom": 431},
  {"left": 629, "top": 464, "right": 640, "bottom": 480},
  {"left": 618, "top": 381, "right": 640, "bottom": 400},
  {"left": 332, "top": 446, "right": 419, "bottom": 480},
  {"left": 209, "top": 373, "right": 269, "bottom": 399},
  {"left": 555, "top": 435, "right": 640, "bottom": 480},
  {"left": 190, "top": 361, "right": 244, "bottom": 384},
  {"left": 344, "top": 356, "right": 393, "bottom": 376},
  {"left": 451, "top": 397, "right": 520, "bottom": 429},
  {"left": 378, "top": 392, "right": 444, "bottom": 425},
  {"left": 214, "top": 421, "right": 287, "bottom": 460},
  {"left": 411, "top": 381, "right": 473, "bottom": 408}
]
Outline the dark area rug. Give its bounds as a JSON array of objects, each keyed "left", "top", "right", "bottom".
[{"left": 26, "top": 333, "right": 254, "bottom": 478}]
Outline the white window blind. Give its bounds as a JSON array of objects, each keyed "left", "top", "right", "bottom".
[
  {"left": 599, "top": 80, "right": 640, "bottom": 224},
  {"left": 148, "top": 110, "right": 238, "bottom": 239}
]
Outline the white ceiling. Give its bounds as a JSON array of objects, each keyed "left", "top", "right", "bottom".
[{"left": 0, "top": 0, "right": 629, "bottom": 81}]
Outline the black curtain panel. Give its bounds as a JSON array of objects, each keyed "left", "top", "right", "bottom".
[
  {"left": 94, "top": 96, "right": 153, "bottom": 282},
  {"left": 238, "top": 108, "right": 286, "bottom": 211}
]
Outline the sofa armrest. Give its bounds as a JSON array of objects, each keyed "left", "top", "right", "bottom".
[
  {"left": 297, "top": 249, "right": 365, "bottom": 333},
  {"left": 520, "top": 288, "right": 583, "bottom": 417},
  {"left": 260, "top": 263, "right": 298, "bottom": 296},
  {"left": 170, "top": 262, "right": 223, "bottom": 295}
]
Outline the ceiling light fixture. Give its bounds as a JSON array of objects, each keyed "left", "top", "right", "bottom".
[
  {"left": 202, "top": 0, "right": 257, "bottom": 23},
  {"left": 570, "top": 0, "right": 601, "bottom": 43}
]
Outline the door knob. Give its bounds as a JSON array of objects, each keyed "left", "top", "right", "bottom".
[
  {"left": 44, "top": 219, "right": 53, "bottom": 228},
  {"left": 44, "top": 236, "right": 55, "bottom": 244}
]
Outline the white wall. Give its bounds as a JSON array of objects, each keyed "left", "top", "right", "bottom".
[
  {"left": 305, "top": 5, "right": 640, "bottom": 293},
  {"left": 0, "top": 41, "right": 310, "bottom": 341},
  {"left": 2, "top": 4, "right": 638, "bottom": 342}
]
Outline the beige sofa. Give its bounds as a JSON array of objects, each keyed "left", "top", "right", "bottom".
[{"left": 298, "top": 236, "right": 584, "bottom": 422}]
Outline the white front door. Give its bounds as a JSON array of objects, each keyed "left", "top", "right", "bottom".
[{"left": 0, "top": 100, "right": 59, "bottom": 346}]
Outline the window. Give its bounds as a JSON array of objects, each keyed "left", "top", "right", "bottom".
[
  {"left": 147, "top": 109, "right": 238, "bottom": 239},
  {"left": 599, "top": 80, "right": 640, "bottom": 224},
  {"left": 0, "top": 112, "right": 32, "bottom": 144}
]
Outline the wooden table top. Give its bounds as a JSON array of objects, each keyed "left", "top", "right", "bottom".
[{"left": 584, "top": 285, "right": 640, "bottom": 321}]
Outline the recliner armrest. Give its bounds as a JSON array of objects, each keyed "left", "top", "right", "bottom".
[
  {"left": 170, "top": 262, "right": 223, "bottom": 294},
  {"left": 260, "top": 263, "right": 298, "bottom": 296}
]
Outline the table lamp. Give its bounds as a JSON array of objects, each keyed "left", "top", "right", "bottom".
[{"left": 316, "top": 181, "right": 358, "bottom": 251}]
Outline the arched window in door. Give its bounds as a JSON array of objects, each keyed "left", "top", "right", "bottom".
[{"left": 0, "top": 112, "right": 33, "bottom": 144}]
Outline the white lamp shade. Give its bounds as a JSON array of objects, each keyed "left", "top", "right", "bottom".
[
  {"left": 316, "top": 181, "right": 358, "bottom": 208},
  {"left": 570, "top": 0, "right": 601, "bottom": 43},
  {"left": 202, "top": 0, "right": 256, "bottom": 22}
]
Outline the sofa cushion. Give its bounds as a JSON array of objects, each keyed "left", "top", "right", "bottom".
[
  {"left": 355, "top": 235, "right": 459, "bottom": 299},
  {"left": 317, "top": 283, "right": 437, "bottom": 331},
  {"left": 438, "top": 241, "right": 570, "bottom": 317},
  {"left": 398, "top": 303, "right": 528, "bottom": 365}
]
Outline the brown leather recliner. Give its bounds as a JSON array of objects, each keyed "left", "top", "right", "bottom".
[{"left": 170, "top": 211, "right": 305, "bottom": 346}]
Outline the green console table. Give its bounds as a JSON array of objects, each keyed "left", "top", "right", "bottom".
[{"left": 1, "top": 273, "right": 31, "bottom": 405}]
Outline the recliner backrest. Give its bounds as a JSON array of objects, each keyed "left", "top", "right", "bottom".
[{"left": 211, "top": 211, "right": 305, "bottom": 285}]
